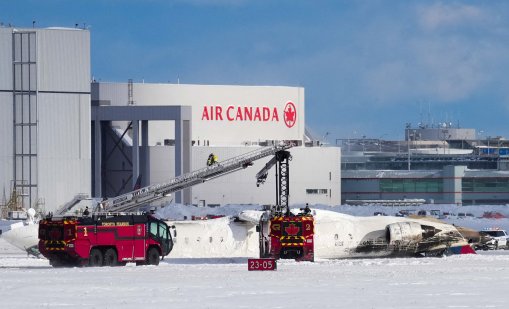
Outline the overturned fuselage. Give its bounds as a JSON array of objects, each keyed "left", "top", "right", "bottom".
[
  {"left": 2, "top": 209, "right": 474, "bottom": 260},
  {"left": 166, "top": 209, "right": 473, "bottom": 259}
]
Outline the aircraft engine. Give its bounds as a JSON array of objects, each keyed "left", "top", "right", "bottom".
[{"left": 385, "top": 222, "right": 439, "bottom": 246}]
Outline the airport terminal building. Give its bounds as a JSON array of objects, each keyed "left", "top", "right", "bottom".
[
  {"left": 0, "top": 26, "right": 341, "bottom": 214},
  {"left": 341, "top": 125, "right": 509, "bottom": 206}
]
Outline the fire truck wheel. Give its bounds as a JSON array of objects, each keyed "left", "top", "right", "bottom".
[
  {"left": 103, "top": 248, "right": 118, "bottom": 266},
  {"left": 89, "top": 248, "right": 103, "bottom": 267},
  {"left": 147, "top": 247, "right": 160, "bottom": 265}
]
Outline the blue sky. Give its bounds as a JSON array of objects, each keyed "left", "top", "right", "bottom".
[{"left": 3, "top": 0, "right": 509, "bottom": 142}]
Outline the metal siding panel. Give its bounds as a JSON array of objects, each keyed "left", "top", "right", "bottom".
[
  {"left": 0, "top": 28, "right": 12, "bottom": 90},
  {"left": 37, "top": 93, "right": 91, "bottom": 212},
  {"left": 38, "top": 154, "right": 91, "bottom": 212},
  {"left": 98, "top": 82, "right": 127, "bottom": 105},
  {"left": 0, "top": 92, "right": 13, "bottom": 196},
  {"left": 38, "top": 29, "right": 90, "bottom": 93},
  {"left": 79, "top": 94, "right": 91, "bottom": 160}
]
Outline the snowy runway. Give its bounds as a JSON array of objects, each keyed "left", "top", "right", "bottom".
[{"left": 1, "top": 238, "right": 508, "bottom": 308}]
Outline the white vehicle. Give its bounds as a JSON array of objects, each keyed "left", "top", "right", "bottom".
[{"left": 480, "top": 228, "right": 509, "bottom": 250}]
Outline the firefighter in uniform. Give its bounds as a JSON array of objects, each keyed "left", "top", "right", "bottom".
[
  {"left": 301, "top": 203, "right": 311, "bottom": 216},
  {"left": 207, "top": 153, "right": 218, "bottom": 166}
]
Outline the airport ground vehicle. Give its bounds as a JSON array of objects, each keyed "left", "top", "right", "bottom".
[
  {"left": 38, "top": 144, "right": 294, "bottom": 266},
  {"left": 265, "top": 211, "right": 314, "bottom": 261},
  {"left": 256, "top": 150, "right": 315, "bottom": 262},
  {"left": 38, "top": 213, "right": 173, "bottom": 267},
  {"left": 479, "top": 228, "right": 509, "bottom": 250}
]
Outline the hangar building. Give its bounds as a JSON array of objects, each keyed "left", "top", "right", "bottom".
[
  {"left": 0, "top": 26, "right": 341, "bottom": 214},
  {"left": 91, "top": 82, "right": 341, "bottom": 207},
  {"left": 0, "top": 27, "right": 91, "bottom": 214}
]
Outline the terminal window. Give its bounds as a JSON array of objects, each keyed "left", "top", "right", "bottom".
[
  {"left": 462, "top": 178, "right": 509, "bottom": 193},
  {"left": 380, "top": 179, "right": 442, "bottom": 193}
]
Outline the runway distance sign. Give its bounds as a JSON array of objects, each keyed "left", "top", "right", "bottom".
[{"left": 248, "top": 258, "right": 277, "bottom": 271}]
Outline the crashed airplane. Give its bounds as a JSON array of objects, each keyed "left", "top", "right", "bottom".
[
  {"left": 166, "top": 208, "right": 476, "bottom": 259},
  {"left": 1, "top": 207, "right": 477, "bottom": 261}
]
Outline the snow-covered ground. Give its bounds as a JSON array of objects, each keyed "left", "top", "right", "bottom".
[
  {"left": 1, "top": 237, "right": 509, "bottom": 308},
  {"left": 2, "top": 203, "right": 509, "bottom": 308}
]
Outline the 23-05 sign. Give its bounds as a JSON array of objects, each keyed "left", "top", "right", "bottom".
[{"left": 248, "top": 258, "right": 277, "bottom": 271}]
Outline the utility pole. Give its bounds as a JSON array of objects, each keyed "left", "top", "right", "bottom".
[{"left": 407, "top": 137, "right": 411, "bottom": 171}]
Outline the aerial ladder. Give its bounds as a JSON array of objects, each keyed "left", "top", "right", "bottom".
[
  {"left": 256, "top": 149, "right": 292, "bottom": 216},
  {"left": 255, "top": 148, "right": 315, "bottom": 262},
  {"left": 87, "top": 142, "right": 294, "bottom": 214}
]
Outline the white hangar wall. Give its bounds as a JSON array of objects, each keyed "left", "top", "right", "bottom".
[
  {"left": 93, "top": 81, "right": 341, "bottom": 206},
  {"left": 37, "top": 29, "right": 91, "bottom": 213},
  {"left": 146, "top": 146, "right": 341, "bottom": 207},
  {"left": 92, "top": 82, "right": 305, "bottom": 146},
  {"left": 37, "top": 93, "right": 91, "bottom": 211},
  {"left": 0, "top": 27, "right": 91, "bottom": 213},
  {"left": 0, "top": 28, "right": 14, "bottom": 206},
  {"left": 0, "top": 92, "right": 13, "bottom": 195}
]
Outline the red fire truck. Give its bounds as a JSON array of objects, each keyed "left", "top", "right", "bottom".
[
  {"left": 268, "top": 213, "right": 314, "bottom": 261},
  {"left": 256, "top": 149, "right": 315, "bottom": 262},
  {"left": 38, "top": 213, "right": 174, "bottom": 267}
]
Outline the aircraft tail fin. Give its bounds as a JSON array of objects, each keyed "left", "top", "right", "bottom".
[{"left": 448, "top": 245, "right": 476, "bottom": 255}]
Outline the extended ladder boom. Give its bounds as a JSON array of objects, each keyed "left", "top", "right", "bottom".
[{"left": 98, "top": 142, "right": 293, "bottom": 213}]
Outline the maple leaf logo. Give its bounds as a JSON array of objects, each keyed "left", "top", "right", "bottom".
[
  {"left": 284, "top": 102, "right": 296, "bottom": 128},
  {"left": 284, "top": 223, "right": 300, "bottom": 236}
]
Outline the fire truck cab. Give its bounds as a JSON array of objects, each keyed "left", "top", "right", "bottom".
[
  {"left": 259, "top": 208, "right": 315, "bottom": 262},
  {"left": 38, "top": 213, "right": 174, "bottom": 267}
]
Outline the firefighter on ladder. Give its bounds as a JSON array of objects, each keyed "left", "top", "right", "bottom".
[
  {"left": 300, "top": 203, "right": 311, "bottom": 216},
  {"left": 207, "top": 153, "right": 218, "bottom": 166}
]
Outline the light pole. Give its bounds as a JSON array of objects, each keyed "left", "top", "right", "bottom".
[
  {"left": 441, "top": 129, "right": 450, "bottom": 155},
  {"left": 478, "top": 130, "right": 484, "bottom": 147},
  {"left": 407, "top": 131, "right": 411, "bottom": 170},
  {"left": 407, "top": 139, "right": 410, "bottom": 170},
  {"left": 378, "top": 134, "right": 388, "bottom": 152},
  {"left": 407, "top": 130, "right": 416, "bottom": 170}
]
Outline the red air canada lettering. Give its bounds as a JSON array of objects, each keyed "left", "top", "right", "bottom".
[{"left": 201, "top": 103, "right": 298, "bottom": 126}]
